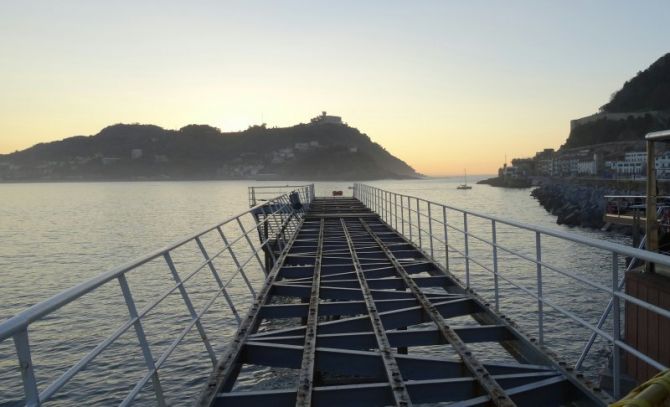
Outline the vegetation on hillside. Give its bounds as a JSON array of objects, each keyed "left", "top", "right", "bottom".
[
  {"left": 601, "top": 53, "right": 670, "bottom": 113},
  {"left": 563, "top": 53, "right": 670, "bottom": 149},
  {"left": 0, "top": 122, "right": 419, "bottom": 181}
]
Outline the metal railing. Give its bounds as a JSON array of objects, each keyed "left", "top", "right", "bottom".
[
  {"left": 604, "top": 195, "right": 670, "bottom": 218},
  {"left": 354, "top": 183, "right": 670, "bottom": 399},
  {"left": 249, "top": 184, "right": 315, "bottom": 207},
  {"left": 0, "top": 185, "right": 313, "bottom": 406}
]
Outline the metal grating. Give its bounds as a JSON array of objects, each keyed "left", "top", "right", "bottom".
[{"left": 199, "top": 197, "right": 613, "bottom": 406}]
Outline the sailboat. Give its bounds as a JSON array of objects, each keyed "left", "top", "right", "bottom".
[{"left": 457, "top": 169, "right": 472, "bottom": 190}]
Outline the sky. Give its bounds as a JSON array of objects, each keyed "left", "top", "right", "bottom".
[{"left": 0, "top": 1, "right": 669, "bottom": 176}]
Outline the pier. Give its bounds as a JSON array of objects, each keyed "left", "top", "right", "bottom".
[
  {"left": 198, "top": 196, "right": 610, "bottom": 406},
  {"left": 1, "top": 184, "right": 669, "bottom": 406}
]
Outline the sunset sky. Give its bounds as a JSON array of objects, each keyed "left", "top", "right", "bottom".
[{"left": 1, "top": 1, "right": 669, "bottom": 175}]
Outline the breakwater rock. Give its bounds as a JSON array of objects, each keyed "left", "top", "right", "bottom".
[
  {"left": 477, "top": 176, "right": 532, "bottom": 188},
  {"left": 531, "top": 179, "right": 645, "bottom": 229}
]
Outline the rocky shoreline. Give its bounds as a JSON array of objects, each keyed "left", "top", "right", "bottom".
[
  {"left": 477, "top": 176, "right": 532, "bottom": 188},
  {"left": 530, "top": 178, "right": 649, "bottom": 230}
]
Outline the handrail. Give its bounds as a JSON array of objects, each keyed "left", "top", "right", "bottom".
[
  {"left": 360, "top": 187, "right": 670, "bottom": 269},
  {"left": 0, "top": 184, "right": 313, "bottom": 406},
  {"left": 604, "top": 195, "right": 670, "bottom": 199},
  {"left": 354, "top": 183, "right": 670, "bottom": 400},
  {"left": 0, "top": 189, "right": 305, "bottom": 342},
  {"left": 249, "top": 184, "right": 315, "bottom": 207}
]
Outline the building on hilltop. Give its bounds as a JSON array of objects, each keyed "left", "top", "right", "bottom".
[
  {"left": 570, "top": 111, "right": 665, "bottom": 130},
  {"left": 310, "top": 111, "right": 343, "bottom": 125}
]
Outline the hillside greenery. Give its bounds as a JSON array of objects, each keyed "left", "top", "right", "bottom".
[
  {"left": 601, "top": 53, "right": 670, "bottom": 113},
  {"left": 563, "top": 52, "right": 670, "bottom": 149},
  {"left": 0, "top": 122, "right": 418, "bottom": 181}
]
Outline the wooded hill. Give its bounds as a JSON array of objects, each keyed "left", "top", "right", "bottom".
[
  {"left": 562, "top": 53, "right": 670, "bottom": 149},
  {"left": 0, "top": 122, "right": 419, "bottom": 181}
]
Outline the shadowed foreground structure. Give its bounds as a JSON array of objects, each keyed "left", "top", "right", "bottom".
[
  {"left": 4, "top": 184, "right": 669, "bottom": 406},
  {"left": 199, "top": 197, "right": 609, "bottom": 407}
]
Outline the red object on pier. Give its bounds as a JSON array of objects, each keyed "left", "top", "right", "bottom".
[{"left": 332, "top": 190, "right": 343, "bottom": 196}]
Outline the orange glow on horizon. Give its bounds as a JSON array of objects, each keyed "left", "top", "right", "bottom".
[{"left": 1, "top": 1, "right": 667, "bottom": 176}]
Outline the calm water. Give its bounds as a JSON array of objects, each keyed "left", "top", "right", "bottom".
[{"left": 0, "top": 178, "right": 629, "bottom": 405}]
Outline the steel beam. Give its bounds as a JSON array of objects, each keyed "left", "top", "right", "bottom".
[
  {"left": 341, "top": 219, "right": 412, "bottom": 407},
  {"left": 359, "top": 218, "right": 517, "bottom": 407},
  {"left": 295, "top": 218, "right": 325, "bottom": 406}
]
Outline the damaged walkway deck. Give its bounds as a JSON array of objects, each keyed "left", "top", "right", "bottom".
[{"left": 199, "top": 198, "right": 610, "bottom": 407}]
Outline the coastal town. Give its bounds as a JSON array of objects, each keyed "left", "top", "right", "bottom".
[{"left": 501, "top": 111, "right": 670, "bottom": 180}]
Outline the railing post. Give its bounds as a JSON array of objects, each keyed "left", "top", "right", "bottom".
[
  {"left": 378, "top": 189, "right": 382, "bottom": 219},
  {"left": 416, "top": 198, "right": 422, "bottom": 249},
  {"left": 375, "top": 188, "right": 382, "bottom": 216},
  {"left": 196, "top": 235, "right": 244, "bottom": 325},
  {"left": 464, "top": 212, "right": 470, "bottom": 289},
  {"left": 381, "top": 189, "right": 385, "bottom": 221},
  {"left": 408, "top": 196, "right": 413, "bottom": 242},
  {"left": 535, "top": 231, "right": 544, "bottom": 345},
  {"left": 400, "top": 195, "right": 405, "bottom": 236},
  {"left": 394, "top": 193, "right": 398, "bottom": 231},
  {"left": 216, "top": 228, "right": 256, "bottom": 298},
  {"left": 612, "top": 252, "right": 621, "bottom": 398},
  {"left": 240, "top": 216, "right": 271, "bottom": 268},
  {"left": 163, "top": 253, "right": 218, "bottom": 364},
  {"left": 118, "top": 274, "right": 166, "bottom": 406},
  {"left": 443, "top": 205, "right": 449, "bottom": 272},
  {"left": 428, "top": 202, "right": 434, "bottom": 259},
  {"left": 13, "top": 329, "right": 40, "bottom": 407},
  {"left": 374, "top": 188, "right": 378, "bottom": 213},
  {"left": 492, "top": 220, "right": 499, "bottom": 312},
  {"left": 387, "top": 191, "right": 391, "bottom": 224}
]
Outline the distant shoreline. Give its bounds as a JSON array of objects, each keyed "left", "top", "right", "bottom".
[{"left": 0, "top": 175, "right": 424, "bottom": 184}]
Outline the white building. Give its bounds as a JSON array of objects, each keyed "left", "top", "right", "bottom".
[
  {"left": 624, "top": 151, "right": 646, "bottom": 164},
  {"left": 310, "top": 111, "right": 343, "bottom": 125},
  {"left": 577, "top": 160, "right": 596, "bottom": 175},
  {"left": 605, "top": 161, "right": 643, "bottom": 176},
  {"left": 605, "top": 151, "right": 646, "bottom": 177},
  {"left": 555, "top": 158, "right": 578, "bottom": 176}
]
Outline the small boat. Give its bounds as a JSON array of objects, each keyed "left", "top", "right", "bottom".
[{"left": 457, "top": 169, "right": 472, "bottom": 190}]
